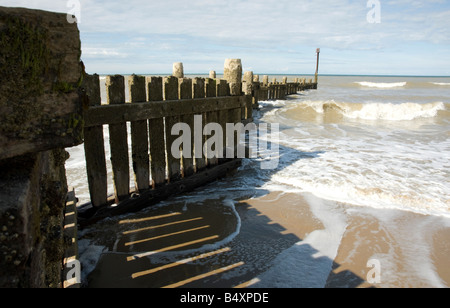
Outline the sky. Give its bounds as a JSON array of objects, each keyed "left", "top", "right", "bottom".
[{"left": 2, "top": 0, "right": 450, "bottom": 76}]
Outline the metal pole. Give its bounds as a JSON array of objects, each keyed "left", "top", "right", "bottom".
[{"left": 315, "top": 48, "right": 320, "bottom": 84}]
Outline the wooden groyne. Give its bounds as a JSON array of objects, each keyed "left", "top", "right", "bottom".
[
  {"left": 78, "top": 62, "right": 317, "bottom": 222},
  {"left": 253, "top": 75, "right": 317, "bottom": 102}
]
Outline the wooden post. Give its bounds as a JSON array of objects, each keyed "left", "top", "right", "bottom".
[
  {"left": 224, "top": 59, "right": 242, "bottom": 96},
  {"left": 147, "top": 76, "right": 166, "bottom": 187},
  {"left": 173, "top": 62, "right": 184, "bottom": 78},
  {"left": 193, "top": 77, "right": 205, "bottom": 99},
  {"left": 216, "top": 79, "right": 229, "bottom": 158},
  {"left": 243, "top": 71, "right": 254, "bottom": 95},
  {"left": 205, "top": 78, "right": 217, "bottom": 98},
  {"left": 128, "top": 74, "right": 150, "bottom": 192},
  {"left": 83, "top": 74, "right": 108, "bottom": 207},
  {"left": 209, "top": 71, "right": 216, "bottom": 79},
  {"left": 179, "top": 78, "right": 194, "bottom": 177},
  {"left": 224, "top": 59, "right": 243, "bottom": 158},
  {"left": 204, "top": 78, "right": 218, "bottom": 166},
  {"left": 216, "top": 79, "right": 229, "bottom": 97},
  {"left": 106, "top": 75, "right": 130, "bottom": 202},
  {"left": 164, "top": 76, "right": 182, "bottom": 182},
  {"left": 192, "top": 78, "right": 207, "bottom": 172}
]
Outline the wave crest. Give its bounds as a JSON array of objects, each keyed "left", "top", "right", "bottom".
[
  {"left": 431, "top": 82, "right": 450, "bottom": 86},
  {"left": 355, "top": 81, "right": 407, "bottom": 89},
  {"left": 299, "top": 101, "right": 446, "bottom": 121}
]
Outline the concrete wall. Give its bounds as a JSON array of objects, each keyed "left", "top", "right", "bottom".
[{"left": 0, "top": 7, "right": 83, "bottom": 287}]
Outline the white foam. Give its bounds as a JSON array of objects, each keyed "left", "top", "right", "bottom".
[
  {"left": 252, "top": 194, "right": 347, "bottom": 288},
  {"left": 354, "top": 208, "right": 448, "bottom": 287},
  {"left": 291, "top": 100, "right": 445, "bottom": 121},
  {"left": 78, "top": 239, "right": 107, "bottom": 285},
  {"left": 260, "top": 126, "right": 450, "bottom": 218},
  {"left": 344, "top": 101, "right": 445, "bottom": 121},
  {"left": 355, "top": 81, "right": 407, "bottom": 88},
  {"left": 431, "top": 82, "right": 450, "bottom": 86}
]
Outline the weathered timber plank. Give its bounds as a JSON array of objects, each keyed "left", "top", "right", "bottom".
[
  {"left": 205, "top": 78, "right": 216, "bottom": 98},
  {"left": 164, "top": 76, "right": 181, "bottom": 182},
  {"left": 84, "top": 96, "right": 247, "bottom": 127},
  {"left": 147, "top": 77, "right": 166, "bottom": 187},
  {"left": 192, "top": 78, "right": 207, "bottom": 172},
  {"left": 82, "top": 74, "right": 108, "bottom": 207},
  {"left": 244, "top": 94, "right": 253, "bottom": 120},
  {"left": 228, "top": 107, "right": 242, "bottom": 158},
  {"left": 178, "top": 78, "right": 194, "bottom": 177},
  {"left": 218, "top": 108, "right": 228, "bottom": 160},
  {"left": 106, "top": 75, "right": 129, "bottom": 202},
  {"left": 204, "top": 77, "right": 218, "bottom": 167},
  {"left": 205, "top": 109, "right": 219, "bottom": 167},
  {"left": 128, "top": 75, "right": 150, "bottom": 192}
]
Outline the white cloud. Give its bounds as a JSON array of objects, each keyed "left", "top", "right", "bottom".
[
  {"left": 82, "top": 47, "right": 127, "bottom": 58},
  {"left": 2, "top": 0, "right": 449, "bottom": 74}
]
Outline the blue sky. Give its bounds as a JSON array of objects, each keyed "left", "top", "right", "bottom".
[{"left": 2, "top": 0, "right": 450, "bottom": 75}]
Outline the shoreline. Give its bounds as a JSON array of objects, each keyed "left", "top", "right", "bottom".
[{"left": 79, "top": 191, "right": 450, "bottom": 288}]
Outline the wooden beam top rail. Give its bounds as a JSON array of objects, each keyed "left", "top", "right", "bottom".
[{"left": 84, "top": 95, "right": 251, "bottom": 128}]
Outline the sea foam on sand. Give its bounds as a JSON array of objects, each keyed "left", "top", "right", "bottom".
[{"left": 252, "top": 194, "right": 347, "bottom": 288}]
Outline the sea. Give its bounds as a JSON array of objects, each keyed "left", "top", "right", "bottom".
[
  {"left": 257, "top": 75, "right": 450, "bottom": 217},
  {"left": 65, "top": 75, "right": 450, "bottom": 287}
]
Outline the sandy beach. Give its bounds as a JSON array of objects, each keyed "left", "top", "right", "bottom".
[{"left": 79, "top": 191, "right": 450, "bottom": 288}]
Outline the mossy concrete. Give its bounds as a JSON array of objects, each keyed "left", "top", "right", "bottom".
[
  {"left": 0, "top": 6, "right": 84, "bottom": 288},
  {"left": 0, "top": 6, "right": 84, "bottom": 160}
]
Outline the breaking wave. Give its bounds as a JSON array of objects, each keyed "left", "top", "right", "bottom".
[
  {"left": 355, "top": 81, "right": 407, "bottom": 89},
  {"left": 297, "top": 100, "right": 446, "bottom": 121},
  {"left": 431, "top": 82, "right": 450, "bottom": 86}
]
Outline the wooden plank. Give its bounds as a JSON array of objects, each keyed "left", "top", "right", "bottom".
[
  {"left": 216, "top": 79, "right": 228, "bottom": 160},
  {"left": 192, "top": 78, "right": 206, "bottom": 172},
  {"left": 106, "top": 75, "right": 130, "bottom": 202},
  {"left": 82, "top": 74, "right": 108, "bottom": 207},
  {"left": 179, "top": 78, "right": 194, "bottom": 177},
  {"left": 205, "top": 78, "right": 216, "bottom": 98},
  {"left": 205, "top": 107, "right": 219, "bottom": 167},
  {"left": 128, "top": 75, "right": 150, "bottom": 192},
  {"left": 192, "top": 77, "right": 205, "bottom": 100},
  {"left": 245, "top": 94, "right": 253, "bottom": 120},
  {"left": 227, "top": 107, "right": 242, "bottom": 159},
  {"left": 147, "top": 76, "right": 166, "bottom": 187},
  {"left": 84, "top": 94, "right": 245, "bottom": 128},
  {"left": 164, "top": 76, "right": 182, "bottom": 182},
  {"left": 204, "top": 78, "right": 218, "bottom": 167}
]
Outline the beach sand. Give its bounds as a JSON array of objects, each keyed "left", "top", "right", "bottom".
[{"left": 80, "top": 191, "right": 450, "bottom": 288}]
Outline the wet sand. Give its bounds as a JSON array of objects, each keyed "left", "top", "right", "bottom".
[{"left": 79, "top": 191, "right": 450, "bottom": 288}]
